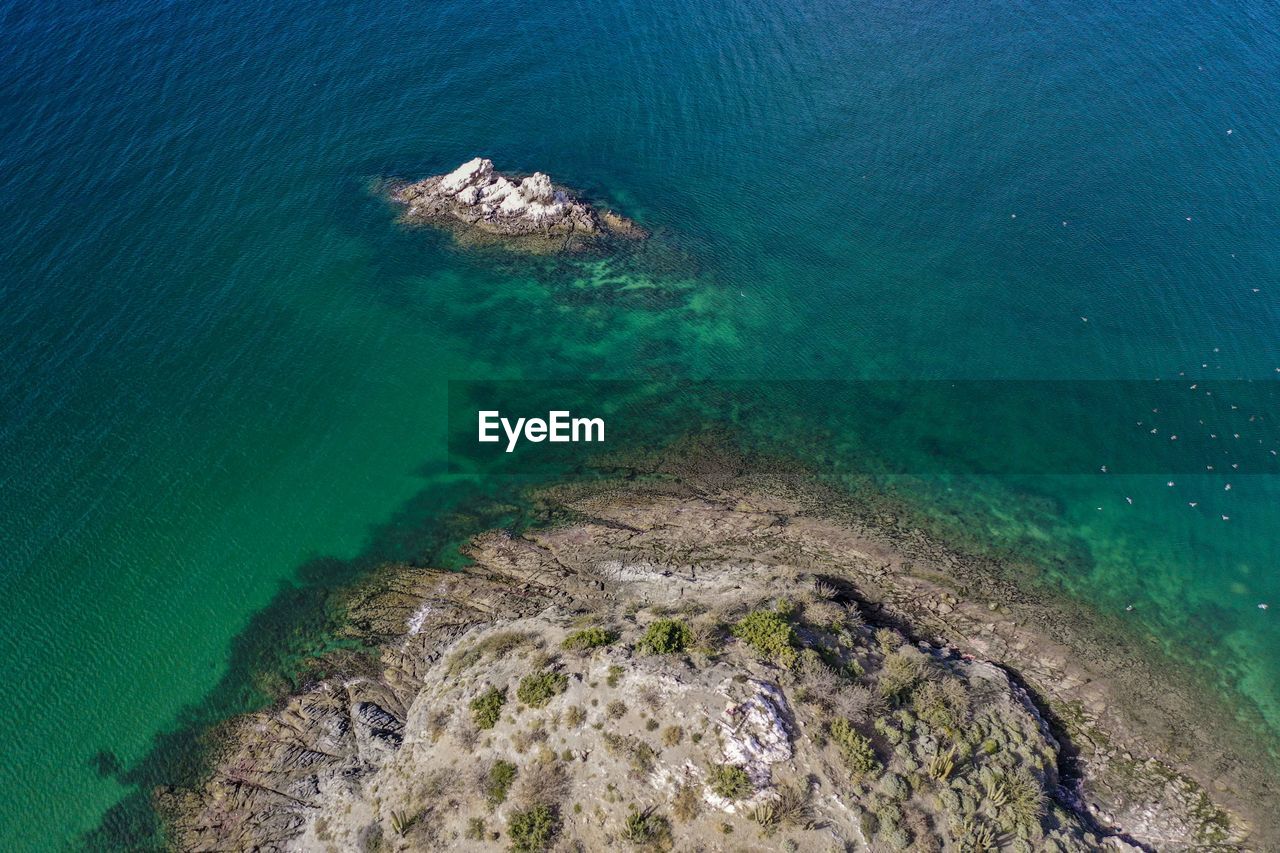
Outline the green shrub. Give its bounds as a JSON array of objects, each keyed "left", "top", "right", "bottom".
[
  {"left": 622, "top": 807, "right": 672, "bottom": 846},
  {"left": 628, "top": 740, "right": 656, "bottom": 777},
  {"left": 879, "top": 824, "right": 912, "bottom": 850},
  {"left": 638, "top": 619, "right": 693, "bottom": 655},
  {"left": 879, "top": 772, "right": 908, "bottom": 801},
  {"left": 830, "top": 719, "right": 880, "bottom": 779},
  {"left": 486, "top": 759, "right": 518, "bottom": 805},
  {"left": 507, "top": 803, "right": 559, "bottom": 851},
  {"left": 873, "top": 716, "right": 904, "bottom": 745},
  {"left": 874, "top": 627, "right": 903, "bottom": 654},
  {"left": 878, "top": 648, "right": 926, "bottom": 704},
  {"left": 731, "top": 608, "right": 798, "bottom": 667},
  {"left": 607, "top": 664, "right": 625, "bottom": 687},
  {"left": 517, "top": 670, "right": 568, "bottom": 708},
  {"left": 561, "top": 627, "right": 617, "bottom": 651},
  {"left": 912, "top": 680, "right": 967, "bottom": 730},
  {"left": 1004, "top": 770, "right": 1046, "bottom": 826},
  {"left": 708, "top": 764, "right": 753, "bottom": 800},
  {"left": 471, "top": 686, "right": 506, "bottom": 730},
  {"left": 466, "top": 817, "right": 486, "bottom": 840}
]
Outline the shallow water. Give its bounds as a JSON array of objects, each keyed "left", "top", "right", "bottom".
[{"left": 2, "top": 0, "right": 1279, "bottom": 846}]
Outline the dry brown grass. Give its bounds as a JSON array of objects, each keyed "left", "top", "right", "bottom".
[
  {"left": 445, "top": 630, "right": 540, "bottom": 677},
  {"left": 511, "top": 758, "right": 569, "bottom": 809},
  {"left": 672, "top": 784, "right": 701, "bottom": 823}
]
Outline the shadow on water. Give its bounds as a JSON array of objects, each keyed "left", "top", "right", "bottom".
[{"left": 76, "top": 474, "right": 539, "bottom": 851}]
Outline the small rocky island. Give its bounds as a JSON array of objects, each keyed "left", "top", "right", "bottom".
[
  {"left": 389, "top": 158, "right": 646, "bottom": 253},
  {"left": 164, "top": 456, "right": 1272, "bottom": 851}
]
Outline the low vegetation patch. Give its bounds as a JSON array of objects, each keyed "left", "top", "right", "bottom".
[
  {"left": 486, "top": 759, "right": 518, "bottom": 806},
  {"left": 708, "top": 763, "right": 753, "bottom": 800},
  {"left": 912, "top": 679, "right": 969, "bottom": 731},
  {"left": 638, "top": 618, "right": 693, "bottom": 655},
  {"left": 517, "top": 670, "right": 568, "bottom": 708},
  {"left": 755, "top": 782, "right": 813, "bottom": 831},
  {"left": 829, "top": 718, "right": 880, "bottom": 779},
  {"left": 447, "top": 631, "right": 536, "bottom": 677},
  {"left": 603, "top": 732, "right": 656, "bottom": 777},
  {"left": 507, "top": 803, "right": 559, "bottom": 852},
  {"left": 561, "top": 627, "right": 617, "bottom": 651},
  {"left": 672, "top": 783, "right": 701, "bottom": 822},
  {"left": 878, "top": 647, "right": 927, "bottom": 705},
  {"left": 731, "top": 608, "right": 798, "bottom": 667},
  {"left": 470, "top": 686, "right": 506, "bottom": 730},
  {"left": 622, "top": 807, "right": 672, "bottom": 847}
]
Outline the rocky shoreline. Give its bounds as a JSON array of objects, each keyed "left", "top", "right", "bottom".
[
  {"left": 389, "top": 158, "right": 646, "bottom": 253},
  {"left": 162, "top": 459, "right": 1275, "bottom": 851}
]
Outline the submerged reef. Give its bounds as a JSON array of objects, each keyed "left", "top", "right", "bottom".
[
  {"left": 389, "top": 158, "right": 646, "bottom": 253},
  {"left": 162, "top": 456, "right": 1273, "bottom": 851}
]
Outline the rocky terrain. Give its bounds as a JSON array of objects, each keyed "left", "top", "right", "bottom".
[
  {"left": 389, "top": 158, "right": 645, "bottom": 253},
  {"left": 164, "top": 463, "right": 1274, "bottom": 851}
]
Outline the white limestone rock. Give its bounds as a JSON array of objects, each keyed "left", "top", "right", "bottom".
[{"left": 389, "top": 158, "right": 645, "bottom": 252}]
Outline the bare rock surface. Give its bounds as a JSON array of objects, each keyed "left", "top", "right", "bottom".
[
  {"left": 389, "top": 158, "right": 645, "bottom": 253},
  {"left": 164, "top": 466, "right": 1273, "bottom": 851}
]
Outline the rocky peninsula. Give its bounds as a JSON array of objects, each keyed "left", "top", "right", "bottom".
[
  {"left": 164, "top": 459, "right": 1275, "bottom": 851},
  {"left": 389, "top": 158, "right": 646, "bottom": 253}
]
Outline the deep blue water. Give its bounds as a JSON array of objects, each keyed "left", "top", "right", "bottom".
[{"left": 2, "top": 0, "right": 1280, "bottom": 847}]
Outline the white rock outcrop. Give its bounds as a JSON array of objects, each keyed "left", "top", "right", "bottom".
[
  {"left": 708, "top": 679, "right": 794, "bottom": 811},
  {"left": 389, "top": 158, "right": 643, "bottom": 252}
]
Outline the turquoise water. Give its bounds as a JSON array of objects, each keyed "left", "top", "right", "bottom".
[{"left": 3, "top": 0, "right": 1280, "bottom": 847}]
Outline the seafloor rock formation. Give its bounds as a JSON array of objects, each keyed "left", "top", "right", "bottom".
[
  {"left": 389, "top": 158, "right": 645, "bottom": 253},
  {"left": 164, "top": 468, "right": 1269, "bottom": 851}
]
